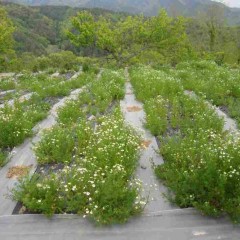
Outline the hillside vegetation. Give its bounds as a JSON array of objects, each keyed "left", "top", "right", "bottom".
[
  {"left": 4, "top": 0, "right": 240, "bottom": 25},
  {"left": 0, "top": 1, "right": 240, "bottom": 71}
]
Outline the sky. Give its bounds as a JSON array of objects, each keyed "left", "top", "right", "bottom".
[{"left": 214, "top": 0, "right": 240, "bottom": 8}]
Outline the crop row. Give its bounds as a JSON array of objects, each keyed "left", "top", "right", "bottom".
[
  {"left": 12, "top": 69, "right": 144, "bottom": 224},
  {"left": 130, "top": 66, "right": 240, "bottom": 223},
  {"left": 174, "top": 61, "right": 240, "bottom": 127}
]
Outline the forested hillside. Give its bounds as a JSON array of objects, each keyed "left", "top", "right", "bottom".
[
  {"left": 4, "top": 0, "right": 240, "bottom": 25},
  {"left": 0, "top": 2, "right": 129, "bottom": 56},
  {"left": 1, "top": 1, "right": 239, "bottom": 68}
]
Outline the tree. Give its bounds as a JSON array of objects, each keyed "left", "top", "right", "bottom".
[
  {"left": 66, "top": 10, "right": 190, "bottom": 65},
  {"left": 0, "top": 7, "right": 14, "bottom": 55},
  {"left": 201, "top": 4, "right": 225, "bottom": 52},
  {"left": 0, "top": 7, "right": 15, "bottom": 71}
]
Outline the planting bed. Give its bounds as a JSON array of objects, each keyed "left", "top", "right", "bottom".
[
  {"left": 120, "top": 69, "right": 177, "bottom": 214},
  {"left": 1, "top": 62, "right": 240, "bottom": 233},
  {"left": 9, "top": 69, "right": 147, "bottom": 225},
  {"left": 130, "top": 66, "right": 240, "bottom": 223}
]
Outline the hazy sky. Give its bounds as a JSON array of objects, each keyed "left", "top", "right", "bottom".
[{"left": 214, "top": 0, "right": 240, "bottom": 8}]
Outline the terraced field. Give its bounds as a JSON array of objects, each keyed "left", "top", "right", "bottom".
[{"left": 0, "top": 62, "right": 240, "bottom": 229}]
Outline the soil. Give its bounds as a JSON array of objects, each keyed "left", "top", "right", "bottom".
[
  {"left": 218, "top": 105, "right": 229, "bottom": 115},
  {"left": 44, "top": 97, "right": 61, "bottom": 107},
  {"left": 127, "top": 106, "right": 142, "bottom": 112},
  {"left": 7, "top": 165, "right": 33, "bottom": 179},
  {"left": 35, "top": 163, "right": 65, "bottom": 176},
  {"left": 140, "top": 140, "right": 152, "bottom": 149}
]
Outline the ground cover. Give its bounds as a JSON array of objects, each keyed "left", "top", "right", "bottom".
[
  {"left": 12, "top": 69, "right": 144, "bottom": 225},
  {"left": 130, "top": 66, "right": 240, "bottom": 223},
  {"left": 174, "top": 61, "right": 240, "bottom": 127}
]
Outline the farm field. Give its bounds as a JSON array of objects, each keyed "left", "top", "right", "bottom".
[
  {"left": 1, "top": 1, "right": 240, "bottom": 238},
  {"left": 0, "top": 62, "right": 240, "bottom": 227}
]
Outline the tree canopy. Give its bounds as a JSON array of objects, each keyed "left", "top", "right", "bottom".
[
  {"left": 0, "top": 7, "right": 14, "bottom": 55},
  {"left": 67, "top": 10, "right": 191, "bottom": 65}
]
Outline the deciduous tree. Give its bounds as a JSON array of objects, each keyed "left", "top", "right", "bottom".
[
  {"left": 66, "top": 10, "right": 190, "bottom": 65},
  {"left": 0, "top": 7, "right": 14, "bottom": 55}
]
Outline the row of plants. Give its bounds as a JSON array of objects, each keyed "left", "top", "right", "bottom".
[
  {"left": 173, "top": 61, "right": 240, "bottom": 127},
  {"left": 12, "top": 69, "right": 144, "bottom": 224},
  {"left": 0, "top": 72, "right": 93, "bottom": 167},
  {"left": 130, "top": 66, "right": 240, "bottom": 223}
]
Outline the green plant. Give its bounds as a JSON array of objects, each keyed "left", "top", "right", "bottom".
[
  {"left": 157, "top": 130, "right": 240, "bottom": 222},
  {"left": 35, "top": 125, "right": 75, "bottom": 164},
  {"left": 129, "top": 65, "right": 240, "bottom": 223},
  {"left": 12, "top": 112, "right": 144, "bottom": 224}
]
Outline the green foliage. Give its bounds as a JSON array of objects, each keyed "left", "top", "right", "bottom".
[
  {"left": 1, "top": 2, "right": 240, "bottom": 67},
  {"left": 0, "top": 151, "right": 7, "bottom": 167},
  {"left": 0, "top": 7, "right": 15, "bottom": 71},
  {"left": 67, "top": 10, "right": 191, "bottom": 65},
  {"left": 187, "top": 6, "right": 240, "bottom": 65},
  {"left": 35, "top": 125, "right": 75, "bottom": 164},
  {"left": 0, "top": 77, "right": 16, "bottom": 91},
  {"left": 129, "top": 65, "right": 240, "bottom": 223},
  {"left": 13, "top": 114, "right": 143, "bottom": 223},
  {"left": 175, "top": 60, "right": 240, "bottom": 126},
  {"left": 0, "top": 7, "right": 14, "bottom": 54},
  {"left": 67, "top": 11, "right": 96, "bottom": 47},
  {"left": 157, "top": 130, "right": 240, "bottom": 222},
  {"left": 144, "top": 96, "right": 168, "bottom": 135},
  {"left": 0, "top": 100, "right": 49, "bottom": 148},
  {"left": 12, "top": 69, "right": 144, "bottom": 224}
]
